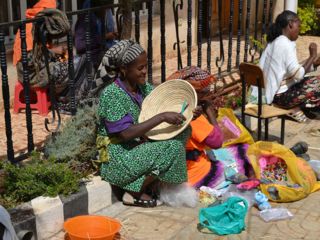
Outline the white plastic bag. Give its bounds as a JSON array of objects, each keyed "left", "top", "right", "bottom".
[
  {"left": 160, "top": 183, "right": 198, "bottom": 208},
  {"left": 259, "top": 208, "right": 293, "bottom": 222},
  {"left": 199, "top": 185, "right": 230, "bottom": 198}
]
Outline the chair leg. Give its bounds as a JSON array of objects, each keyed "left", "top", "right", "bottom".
[
  {"left": 241, "top": 112, "right": 246, "bottom": 128},
  {"left": 257, "top": 117, "right": 262, "bottom": 141},
  {"left": 280, "top": 117, "right": 285, "bottom": 144},
  {"left": 265, "top": 118, "right": 269, "bottom": 140}
]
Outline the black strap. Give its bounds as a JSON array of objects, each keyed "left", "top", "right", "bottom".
[
  {"left": 186, "top": 149, "right": 202, "bottom": 161},
  {"left": 0, "top": 223, "right": 5, "bottom": 239}
]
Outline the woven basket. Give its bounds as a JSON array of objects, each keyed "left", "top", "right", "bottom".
[{"left": 139, "top": 79, "right": 198, "bottom": 140}]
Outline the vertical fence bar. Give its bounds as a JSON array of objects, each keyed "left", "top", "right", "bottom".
[
  {"left": 20, "top": 22, "right": 34, "bottom": 153},
  {"left": 268, "top": 0, "right": 274, "bottom": 27},
  {"left": 0, "top": 29, "right": 14, "bottom": 162},
  {"left": 227, "top": 0, "right": 234, "bottom": 72},
  {"left": 197, "top": 0, "right": 203, "bottom": 67},
  {"left": 250, "top": 0, "right": 259, "bottom": 62},
  {"left": 243, "top": 0, "right": 251, "bottom": 62},
  {"left": 216, "top": 0, "right": 224, "bottom": 78},
  {"left": 147, "top": 0, "right": 153, "bottom": 83},
  {"left": 67, "top": 17, "right": 76, "bottom": 115},
  {"left": 173, "top": 0, "right": 184, "bottom": 70},
  {"left": 135, "top": 2, "right": 140, "bottom": 43},
  {"left": 85, "top": 11, "right": 93, "bottom": 93},
  {"left": 236, "top": 0, "right": 243, "bottom": 67},
  {"left": 260, "top": 0, "right": 267, "bottom": 56},
  {"left": 262, "top": 0, "right": 267, "bottom": 37},
  {"left": 207, "top": 0, "right": 212, "bottom": 73},
  {"left": 187, "top": 0, "right": 192, "bottom": 66},
  {"left": 160, "top": 0, "right": 166, "bottom": 82},
  {"left": 41, "top": 30, "right": 61, "bottom": 133}
]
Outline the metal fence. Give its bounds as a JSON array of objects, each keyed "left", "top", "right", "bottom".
[{"left": 0, "top": 0, "right": 274, "bottom": 163}]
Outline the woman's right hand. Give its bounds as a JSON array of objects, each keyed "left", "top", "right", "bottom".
[
  {"left": 160, "top": 112, "right": 186, "bottom": 125},
  {"left": 309, "top": 42, "right": 317, "bottom": 58}
]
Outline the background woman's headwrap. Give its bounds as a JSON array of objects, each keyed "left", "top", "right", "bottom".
[
  {"left": 90, "top": 40, "right": 145, "bottom": 97},
  {"left": 167, "top": 66, "right": 216, "bottom": 92}
]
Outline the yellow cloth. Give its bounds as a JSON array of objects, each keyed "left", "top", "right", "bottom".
[{"left": 94, "top": 135, "right": 120, "bottom": 168}]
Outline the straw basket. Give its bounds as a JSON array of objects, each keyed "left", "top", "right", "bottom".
[{"left": 139, "top": 79, "right": 198, "bottom": 140}]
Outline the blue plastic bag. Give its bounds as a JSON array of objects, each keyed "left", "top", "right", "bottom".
[{"left": 199, "top": 196, "right": 248, "bottom": 235}]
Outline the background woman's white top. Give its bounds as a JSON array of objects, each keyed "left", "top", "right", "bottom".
[{"left": 250, "top": 35, "right": 305, "bottom": 104}]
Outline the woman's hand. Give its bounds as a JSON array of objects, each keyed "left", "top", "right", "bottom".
[
  {"left": 105, "top": 32, "right": 118, "bottom": 40},
  {"left": 192, "top": 106, "right": 203, "bottom": 120},
  {"left": 309, "top": 43, "right": 317, "bottom": 58},
  {"left": 160, "top": 112, "right": 186, "bottom": 125},
  {"left": 199, "top": 99, "right": 217, "bottom": 124},
  {"left": 313, "top": 56, "right": 320, "bottom": 68}
]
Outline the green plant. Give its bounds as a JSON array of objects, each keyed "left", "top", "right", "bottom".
[
  {"left": 298, "top": 0, "right": 315, "bottom": 8},
  {"left": 0, "top": 158, "right": 81, "bottom": 208},
  {"left": 45, "top": 104, "right": 99, "bottom": 166},
  {"left": 298, "top": 6, "right": 319, "bottom": 34},
  {"left": 249, "top": 34, "right": 267, "bottom": 53}
]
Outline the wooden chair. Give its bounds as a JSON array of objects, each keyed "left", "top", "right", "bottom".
[{"left": 239, "top": 62, "right": 291, "bottom": 144}]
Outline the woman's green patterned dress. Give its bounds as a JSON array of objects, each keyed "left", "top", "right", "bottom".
[{"left": 98, "top": 80, "right": 190, "bottom": 192}]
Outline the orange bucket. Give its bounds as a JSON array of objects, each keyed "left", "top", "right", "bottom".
[{"left": 64, "top": 215, "right": 121, "bottom": 240}]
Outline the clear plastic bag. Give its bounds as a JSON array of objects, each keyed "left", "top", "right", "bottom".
[
  {"left": 221, "top": 185, "right": 257, "bottom": 208},
  {"left": 308, "top": 160, "right": 320, "bottom": 180},
  {"left": 160, "top": 183, "right": 198, "bottom": 208},
  {"left": 259, "top": 208, "right": 293, "bottom": 222}
]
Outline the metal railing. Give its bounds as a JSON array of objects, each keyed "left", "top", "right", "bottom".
[{"left": 0, "top": 0, "right": 273, "bottom": 163}]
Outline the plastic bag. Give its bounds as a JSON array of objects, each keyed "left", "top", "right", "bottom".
[
  {"left": 217, "top": 108, "right": 254, "bottom": 147},
  {"left": 308, "top": 160, "right": 320, "bottom": 180},
  {"left": 259, "top": 208, "right": 293, "bottom": 222},
  {"left": 160, "top": 183, "right": 198, "bottom": 208},
  {"left": 255, "top": 191, "right": 271, "bottom": 210},
  {"left": 199, "top": 196, "right": 248, "bottom": 235},
  {"left": 248, "top": 141, "right": 320, "bottom": 202},
  {"left": 221, "top": 185, "right": 257, "bottom": 208}
]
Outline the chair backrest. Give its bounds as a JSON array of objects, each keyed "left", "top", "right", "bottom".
[{"left": 239, "top": 62, "right": 265, "bottom": 88}]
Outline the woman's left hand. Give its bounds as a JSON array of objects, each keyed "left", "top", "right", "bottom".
[{"left": 192, "top": 106, "right": 203, "bottom": 120}]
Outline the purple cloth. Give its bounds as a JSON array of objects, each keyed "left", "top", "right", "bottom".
[
  {"left": 103, "top": 79, "right": 144, "bottom": 134},
  {"left": 115, "top": 78, "right": 143, "bottom": 107},
  {"left": 203, "top": 125, "right": 223, "bottom": 149},
  {"left": 104, "top": 113, "right": 134, "bottom": 134}
]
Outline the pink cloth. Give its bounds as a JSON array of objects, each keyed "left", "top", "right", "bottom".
[{"left": 203, "top": 125, "right": 223, "bottom": 149}]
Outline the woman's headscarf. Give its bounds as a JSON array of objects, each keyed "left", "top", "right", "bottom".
[
  {"left": 13, "top": 0, "right": 56, "bottom": 65},
  {"left": 90, "top": 40, "right": 145, "bottom": 97},
  {"left": 167, "top": 66, "right": 216, "bottom": 92}
]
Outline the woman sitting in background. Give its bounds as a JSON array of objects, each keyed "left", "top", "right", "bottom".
[
  {"left": 13, "top": 0, "right": 68, "bottom": 94},
  {"left": 167, "top": 66, "right": 224, "bottom": 187},
  {"left": 251, "top": 10, "right": 320, "bottom": 122},
  {"left": 96, "top": 40, "right": 191, "bottom": 208},
  {"left": 168, "top": 66, "right": 253, "bottom": 189}
]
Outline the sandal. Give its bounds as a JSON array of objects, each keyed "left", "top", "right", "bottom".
[
  {"left": 287, "top": 110, "right": 308, "bottom": 123},
  {"left": 122, "top": 192, "right": 158, "bottom": 208},
  {"left": 308, "top": 128, "right": 320, "bottom": 137}
]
